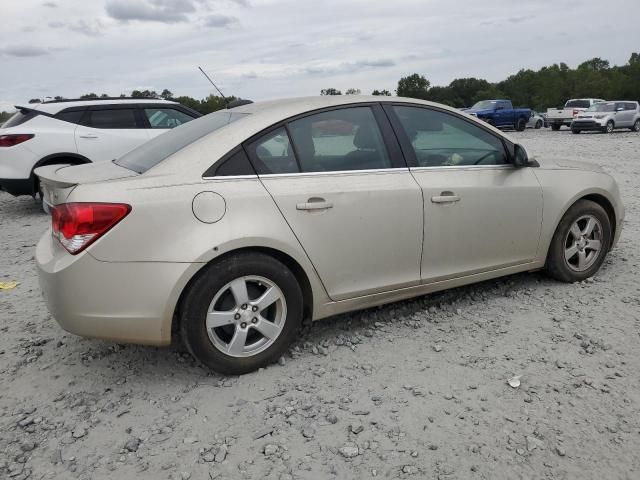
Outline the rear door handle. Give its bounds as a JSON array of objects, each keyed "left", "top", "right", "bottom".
[
  {"left": 431, "top": 191, "right": 461, "bottom": 204},
  {"left": 296, "top": 197, "right": 333, "bottom": 211},
  {"left": 79, "top": 134, "right": 99, "bottom": 139}
]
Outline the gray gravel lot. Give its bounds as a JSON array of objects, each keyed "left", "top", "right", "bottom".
[{"left": 1, "top": 128, "right": 639, "bottom": 480}]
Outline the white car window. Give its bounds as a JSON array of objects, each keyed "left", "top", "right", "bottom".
[
  {"left": 85, "top": 109, "right": 138, "bottom": 129},
  {"left": 144, "top": 108, "right": 195, "bottom": 129}
]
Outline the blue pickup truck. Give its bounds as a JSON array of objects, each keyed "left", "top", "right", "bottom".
[{"left": 463, "top": 100, "right": 532, "bottom": 131}]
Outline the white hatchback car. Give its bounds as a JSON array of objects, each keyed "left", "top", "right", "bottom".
[
  {"left": 0, "top": 98, "right": 199, "bottom": 198},
  {"left": 35, "top": 96, "right": 624, "bottom": 375}
]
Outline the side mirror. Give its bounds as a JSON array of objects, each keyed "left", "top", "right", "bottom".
[{"left": 513, "top": 144, "right": 530, "bottom": 168}]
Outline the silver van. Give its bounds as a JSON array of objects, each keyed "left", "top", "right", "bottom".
[{"left": 571, "top": 101, "right": 640, "bottom": 134}]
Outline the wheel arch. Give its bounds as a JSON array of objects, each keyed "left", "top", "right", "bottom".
[
  {"left": 171, "top": 246, "right": 315, "bottom": 340},
  {"left": 580, "top": 193, "right": 616, "bottom": 249},
  {"left": 542, "top": 191, "right": 618, "bottom": 264}
]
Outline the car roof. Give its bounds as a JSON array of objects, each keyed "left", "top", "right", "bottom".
[
  {"left": 149, "top": 95, "right": 518, "bottom": 176},
  {"left": 15, "top": 98, "right": 179, "bottom": 115},
  {"left": 230, "top": 95, "right": 462, "bottom": 119}
]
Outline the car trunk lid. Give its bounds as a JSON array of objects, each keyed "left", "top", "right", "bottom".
[{"left": 35, "top": 161, "right": 138, "bottom": 206}]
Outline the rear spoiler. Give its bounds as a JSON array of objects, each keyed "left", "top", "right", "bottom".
[{"left": 14, "top": 105, "right": 55, "bottom": 119}]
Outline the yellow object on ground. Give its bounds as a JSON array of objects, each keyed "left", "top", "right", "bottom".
[{"left": 0, "top": 282, "right": 19, "bottom": 290}]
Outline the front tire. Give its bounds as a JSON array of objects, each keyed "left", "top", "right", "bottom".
[
  {"left": 551, "top": 124, "right": 561, "bottom": 131},
  {"left": 545, "top": 200, "right": 611, "bottom": 283},
  {"left": 180, "top": 252, "right": 303, "bottom": 375},
  {"left": 535, "top": 120, "right": 543, "bottom": 129},
  {"left": 571, "top": 128, "right": 581, "bottom": 134},
  {"left": 604, "top": 120, "right": 614, "bottom": 133}
]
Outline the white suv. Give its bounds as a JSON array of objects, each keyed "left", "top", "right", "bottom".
[{"left": 0, "top": 98, "right": 200, "bottom": 198}]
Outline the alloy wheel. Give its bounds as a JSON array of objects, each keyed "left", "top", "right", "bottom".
[
  {"left": 563, "top": 215, "right": 603, "bottom": 272},
  {"left": 205, "top": 275, "right": 287, "bottom": 357}
]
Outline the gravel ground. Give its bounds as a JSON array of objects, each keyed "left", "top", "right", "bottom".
[{"left": 1, "top": 128, "right": 639, "bottom": 480}]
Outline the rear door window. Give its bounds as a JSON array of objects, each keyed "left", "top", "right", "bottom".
[
  {"left": 287, "top": 107, "right": 392, "bottom": 172},
  {"left": 625, "top": 103, "right": 638, "bottom": 111},
  {"left": 84, "top": 109, "right": 139, "bottom": 129},
  {"left": 144, "top": 108, "right": 195, "bottom": 129}
]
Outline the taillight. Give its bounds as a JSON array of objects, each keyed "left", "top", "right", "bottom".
[
  {"left": 0, "top": 134, "right": 34, "bottom": 147},
  {"left": 51, "top": 203, "right": 131, "bottom": 254},
  {"left": 572, "top": 109, "right": 579, "bottom": 117}
]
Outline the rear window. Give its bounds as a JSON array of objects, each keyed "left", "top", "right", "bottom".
[
  {"left": 565, "top": 100, "right": 591, "bottom": 109},
  {"left": 2, "top": 109, "right": 39, "bottom": 128},
  {"left": 115, "top": 110, "right": 249, "bottom": 173}
]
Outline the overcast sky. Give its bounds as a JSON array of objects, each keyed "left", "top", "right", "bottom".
[{"left": 1, "top": 0, "right": 639, "bottom": 109}]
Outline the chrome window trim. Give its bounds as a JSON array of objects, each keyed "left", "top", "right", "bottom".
[
  {"left": 202, "top": 174, "right": 259, "bottom": 181},
  {"left": 257, "top": 168, "right": 410, "bottom": 179},
  {"left": 202, "top": 164, "right": 516, "bottom": 180},
  {"left": 410, "top": 164, "right": 514, "bottom": 172}
]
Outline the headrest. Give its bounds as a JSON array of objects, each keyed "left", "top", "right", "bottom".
[{"left": 353, "top": 124, "right": 378, "bottom": 149}]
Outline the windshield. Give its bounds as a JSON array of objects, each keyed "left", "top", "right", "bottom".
[
  {"left": 116, "top": 110, "right": 249, "bottom": 173},
  {"left": 586, "top": 102, "right": 615, "bottom": 112},
  {"left": 471, "top": 101, "right": 497, "bottom": 110},
  {"left": 565, "top": 100, "right": 591, "bottom": 108}
]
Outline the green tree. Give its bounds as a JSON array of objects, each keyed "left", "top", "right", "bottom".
[
  {"left": 372, "top": 89, "right": 391, "bottom": 96},
  {"left": 345, "top": 88, "right": 361, "bottom": 95},
  {"left": 320, "top": 88, "right": 342, "bottom": 95},
  {"left": 131, "top": 89, "right": 158, "bottom": 98},
  {"left": 161, "top": 89, "right": 174, "bottom": 100},
  {"left": 80, "top": 93, "right": 99, "bottom": 99},
  {"left": 28, "top": 98, "right": 41, "bottom": 104},
  {"left": 0, "top": 111, "right": 13, "bottom": 124},
  {"left": 396, "top": 74, "right": 430, "bottom": 99}
]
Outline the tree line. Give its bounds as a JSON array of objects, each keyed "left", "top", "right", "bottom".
[
  {"left": 2, "top": 53, "right": 639, "bottom": 122},
  {"left": 324, "top": 53, "right": 640, "bottom": 110}
]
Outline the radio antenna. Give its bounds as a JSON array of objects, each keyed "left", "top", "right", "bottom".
[{"left": 198, "top": 66, "right": 228, "bottom": 105}]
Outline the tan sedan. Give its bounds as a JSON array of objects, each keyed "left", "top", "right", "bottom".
[{"left": 35, "top": 96, "right": 624, "bottom": 374}]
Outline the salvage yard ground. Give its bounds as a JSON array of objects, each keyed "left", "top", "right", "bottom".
[{"left": 1, "top": 128, "right": 639, "bottom": 480}]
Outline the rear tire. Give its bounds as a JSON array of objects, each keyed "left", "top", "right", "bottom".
[
  {"left": 631, "top": 119, "right": 640, "bottom": 132},
  {"left": 545, "top": 200, "right": 611, "bottom": 283},
  {"left": 551, "top": 124, "right": 561, "bottom": 131},
  {"left": 180, "top": 252, "right": 303, "bottom": 375},
  {"left": 516, "top": 118, "right": 526, "bottom": 131},
  {"left": 571, "top": 128, "right": 581, "bottom": 134}
]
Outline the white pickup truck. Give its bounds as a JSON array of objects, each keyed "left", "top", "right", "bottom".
[{"left": 546, "top": 98, "right": 605, "bottom": 130}]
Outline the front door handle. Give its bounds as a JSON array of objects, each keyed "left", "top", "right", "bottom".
[
  {"left": 79, "top": 134, "right": 99, "bottom": 139},
  {"left": 296, "top": 197, "right": 333, "bottom": 211},
  {"left": 431, "top": 191, "right": 461, "bottom": 204}
]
